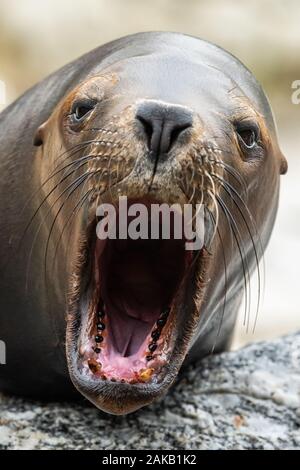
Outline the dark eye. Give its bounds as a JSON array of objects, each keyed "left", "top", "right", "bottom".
[
  {"left": 71, "top": 101, "right": 96, "bottom": 122},
  {"left": 238, "top": 129, "right": 256, "bottom": 148},
  {"left": 236, "top": 124, "right": 259, "bottom": 149}
]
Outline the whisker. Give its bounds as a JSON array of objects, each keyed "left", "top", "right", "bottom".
[
  {"left": 25, "top": 171, "right": 92, "bottom": 291},
  {"left": 51, "top": 164, "right": 110, "bottom": 275},
  {"left": 216, "top": 194, "right": 251, "bottom": 331},
  {"left": 216, "top": 161, "right": 248, "bottom": 193},
  {"left": 50, "top": 187, "right": 95, "bottom": 278},
  {"left": 207, "top": 189, "right": 219, "bottom": 245},
  {"left": 207, "top": 209, "right": 228, "bottom": 354},
  {"left": 212, "top": 173, "right": 264, "bottom": 333},
  {"left": 19, "top": 156, "right": 94, "bottom": 249},
  {"left": 43, "top": 172, "right": 93, "bottom": 281},
  {"left": 204, "top": 169, "right": 219, "bottom": 243},
  {"left": 16, "top": 145, "right": 94, "bottom": 247}
]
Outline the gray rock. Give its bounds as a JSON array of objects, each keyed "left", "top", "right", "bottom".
[{"left": 0, "top": 332, "right": 299, "bottom": 450}]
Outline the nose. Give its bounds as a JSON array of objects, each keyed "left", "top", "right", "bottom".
[{"left": 136, "top": 100, "right": 193, "bottom": 159}]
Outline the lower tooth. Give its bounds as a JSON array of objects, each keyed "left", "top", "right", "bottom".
[
  {"left": 139, "top": 368, "right": 154, "bottom": 382},
  {"left": 88, "top": 359, "right": 102, "bottom": 374},
  {"left": 129, "top": 378, "right": 138, "bottom": 384},
  {"left": 148, "top": 342, "right": 157, "bottom": 352}
]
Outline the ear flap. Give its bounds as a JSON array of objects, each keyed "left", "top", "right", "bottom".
[
  {"left": 279, "top": 151, "right": 288, "bottom": 175},
  {"left": 33, "top": 121, "right": 48, "bottom": 147}
]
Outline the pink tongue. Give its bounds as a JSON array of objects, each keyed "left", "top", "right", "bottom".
[
  {"left": 107, "top": 306, "right": 158, "bottom": 356},
  {"left": 102, "top": 248, "right": 164, "bottom": 356},
  {"left": 104, "top": 280, "right": 162, "bottom": 356}
]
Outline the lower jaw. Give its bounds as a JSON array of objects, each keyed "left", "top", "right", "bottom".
[
  {"left": 67, "top": 255, "right": 200, "bottom": 414},
  {"left": 69, "top": 365, "right": 179, "bottom": 415},
  {"left": 68, "top": 305, "right": 189, "bottom": 414},
  {"left": 78, "top": 299, "right": 178, "bottom": 385}
]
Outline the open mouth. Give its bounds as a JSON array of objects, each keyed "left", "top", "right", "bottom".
[
  {"left": 68, "top": 198, "right": 206, "bottom": 412},
  {"left": 78, "top": 200, "right": 194, "bottom": 381}
]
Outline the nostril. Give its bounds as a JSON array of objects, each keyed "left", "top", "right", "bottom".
[
  {"left": 136, "top": 115, "right": 153, "bottom": 150},
  {"left": 169, "top": 122, "right": 192, "bottom": 150}
]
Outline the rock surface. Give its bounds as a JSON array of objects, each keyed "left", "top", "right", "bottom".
[{"left": 1, "top": 332, "right": 300, "bottom": 450}]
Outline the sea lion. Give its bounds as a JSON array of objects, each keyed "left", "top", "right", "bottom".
[{"left": 0, "top": 32, "right": 287, "bottom": 414}]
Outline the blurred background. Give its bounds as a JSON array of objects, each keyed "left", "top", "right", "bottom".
[{"left": 0, "top": 0, "right": 299, "bottom": 348}]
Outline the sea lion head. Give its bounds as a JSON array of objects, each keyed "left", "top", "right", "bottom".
[{"left": 33, "top": 33, "right": 287, "bottom": 414}]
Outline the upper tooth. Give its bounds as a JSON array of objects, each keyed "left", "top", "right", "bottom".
[
  {"left": 95, "top": 335, "right": 104, "bottom": 343},
  {"left": 151, "top": 329, "right": 160, "bottom": 341},
  {"left": 157, "top": 317, "right": 167, "bottom": 327}
]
